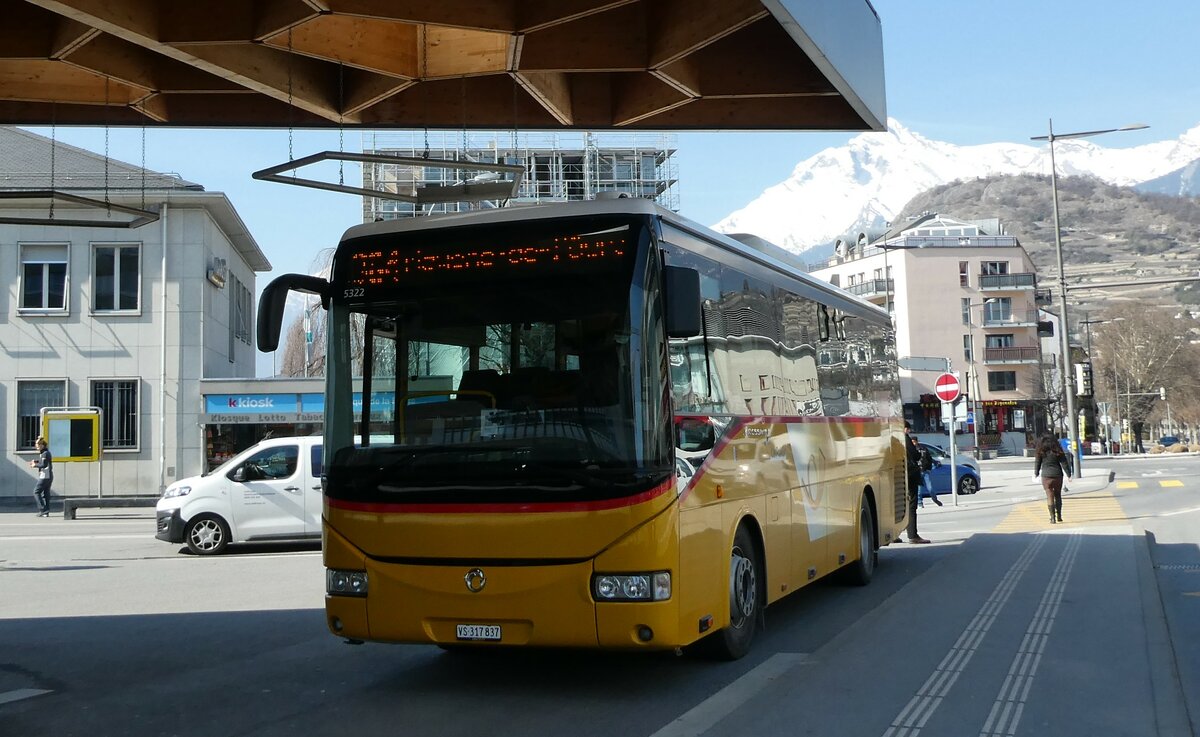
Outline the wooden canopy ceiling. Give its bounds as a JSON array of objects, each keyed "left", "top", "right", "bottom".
[{"left": 0, "top": 0, "right": 885, "bottom": 130}]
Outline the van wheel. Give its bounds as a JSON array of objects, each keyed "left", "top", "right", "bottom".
[
  {"left": 708, "top": 525, "right": 761, "bottom": 661},
  {"left": 841, "top": 496, "right": 876, "bottom": 586},
  {"left": 185, "top": 515, "right": 230, "bottom": 555}
]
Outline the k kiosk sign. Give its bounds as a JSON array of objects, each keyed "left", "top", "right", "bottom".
[{"left": 201, "top": 392, "right": 398, "bottom": 425}]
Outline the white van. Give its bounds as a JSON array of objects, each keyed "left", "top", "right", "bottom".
[{"left": 156, "top": 435, "right": 323, "bottom": 555}]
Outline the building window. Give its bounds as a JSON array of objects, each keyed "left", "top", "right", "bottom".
[
  {"left": 963, "top": 335, "right": 973, "bottom": 362},
  {"left": 959, "top": 261, "right": 969, "bottom": 287},
  {"left": 982, "top": 261, "right": 1009, "bottom": 275},
  {"left": 91, "top": 379, "right": 139, "bottom": 449},
  {"left": 986, "top": 334, "right": 1015, "bottom": 348},
  {"left": 17, "top": 379, "right": 66, "bottom": 450},
  {"left": 961, "top": 298, "right": 971, "bottom": 325},
  {"left": 984, "top": 297, "right": 1012, "bottom": 323},
  {"left": 988, "top": 371, "right": 1017, "bottom": 392},
  {"left": 20, "top": 243, "right": 69, "bottom": 312},
  {"left": 93, "top": 244, "right": 140, "bottom": 312}
]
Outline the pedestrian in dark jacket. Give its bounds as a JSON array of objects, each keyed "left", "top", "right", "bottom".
[
  {"left": 903, "top": 423, "right": 930, "bottom": 543},
  {"left": 1034, "top": 434, "right": 1072, "bottom": 523},
  {"left": 29, "top": 435, "right": 53, "bottom": 517}
]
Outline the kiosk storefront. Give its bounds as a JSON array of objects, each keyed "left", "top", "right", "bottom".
[
  {"left": 200, "top": 378, "right": 325, "bottom": 471},
  {"left": 199, "top": 377, "right": 430, "bottom": 471}
]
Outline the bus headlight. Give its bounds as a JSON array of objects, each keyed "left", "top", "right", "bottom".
[
  {"left": 326, "top": 569, "right": 368, "bottom": 597},
  {"left": 593, "top": 572, "right": 671, "bottom": 602}
]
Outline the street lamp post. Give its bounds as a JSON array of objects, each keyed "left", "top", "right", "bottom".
[{"left": 1031, "top": 120, "right": 1148, "bottom": 474}]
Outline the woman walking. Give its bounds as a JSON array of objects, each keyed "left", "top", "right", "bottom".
[
  {"left": 1033, "top": 434, "right": 1073, "bottom": 523},
  {"left": 29, "top": 435, "right": 53, "bottom": 517}
]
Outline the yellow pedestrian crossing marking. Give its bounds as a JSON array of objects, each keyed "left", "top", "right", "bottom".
[
  {"left": 1160, "top": 480, "right": 1184, "bottom": 488},
  {"left": 1116, "top": 481, "right": 1139, "bottom": 489},
  {"left": 993, "top": 493, "right": 1126, "bottom": 532}
]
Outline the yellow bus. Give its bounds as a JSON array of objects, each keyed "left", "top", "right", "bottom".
[{"left": 258, "top": 198, "right": 905, "bottom": 659}]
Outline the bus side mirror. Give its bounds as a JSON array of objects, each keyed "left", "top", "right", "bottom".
[
  {"left": 256, "top": 274, "right": 331, "bottom": 352},
  {"left": 664, "top": 266, "right": 702, "bottom": 338}
]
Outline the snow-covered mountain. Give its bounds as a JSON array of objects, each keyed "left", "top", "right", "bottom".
[{"left": 713, "top": 119, "right": 1200, "bottom": 257}]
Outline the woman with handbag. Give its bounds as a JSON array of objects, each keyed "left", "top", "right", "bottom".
[{"left": 1033, "top": 434, "right": 1072, "bottom": 523}]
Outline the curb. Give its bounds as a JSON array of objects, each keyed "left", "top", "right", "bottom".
[{"left": 1134, "top": 529, "right": 1194, "bottom": 737}]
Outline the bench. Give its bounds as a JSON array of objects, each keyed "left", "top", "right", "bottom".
[{"left": 63, "top": 496, "right": 158, "bottom": 520}]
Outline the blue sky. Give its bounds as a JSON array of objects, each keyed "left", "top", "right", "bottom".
[{"left": 24, "top": 0, "right": 1200, "bottom": 375}]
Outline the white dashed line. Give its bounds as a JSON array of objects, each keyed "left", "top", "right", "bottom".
[
  {"left": 0, "top": 688, "right": 53, "bottom": 706},
  {"left": 650, "top": 652, "right": 809, "bottom": 737},
  {"left": 881, "top": 536, "right": 1047, "bottom": 737},
  {"left": 978, "top": 533, "right": 1081, "bottom": 737}
]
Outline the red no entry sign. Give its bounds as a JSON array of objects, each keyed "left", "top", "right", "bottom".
[{"left": 935, "top": 373, "right": 961, "bottom": 402}]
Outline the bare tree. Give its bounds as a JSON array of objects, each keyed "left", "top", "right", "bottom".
[{"left": 1090, "top": 305, "right": 1199, "bottom": 442}]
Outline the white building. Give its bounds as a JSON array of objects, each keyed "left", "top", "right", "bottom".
[
  {"left": 811, "top": 214, "right": 1049, "bottom": 453},
  {"left": 0, "top": 127, "right": 269, "bottom": 505}
]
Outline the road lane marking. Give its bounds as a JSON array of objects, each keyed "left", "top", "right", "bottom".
[
  {"left": 1159, "top": 480, "right": 1184, "bottom": 488},
  {"left": 978, "top": 534, "right": 1081, "bottom": 737},
  {"left": 0, "top": 688, "right": 53, "bottom": 706},
  {"left": 650, "top": 653, "right": 808, "bottom": 737},
  {"left": 880, "top": 536, "right": 1047, "bottom": 737},
  {"left": 1116, "top": 481, "right": 1139, "bottom": 489},
  {"left": 992, "top": 494, "right": 1125, "bottom": 533}
]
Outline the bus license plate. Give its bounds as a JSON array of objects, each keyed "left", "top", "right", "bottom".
[{"left": 456, "top": 624, "right": 501, "bottom": 641}]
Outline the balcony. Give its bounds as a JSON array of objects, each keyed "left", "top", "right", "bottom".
[
  {"left": 983, "top": 346, "right": 1041, "bottom": 364},
  {"left": 981, "top": 308, "right": 1039, "bottom": 328},
  {"left": 845, "top": 278, "right": 893, "bottom": 299},
  {"left": 979, "top": 273, "right": 1037, "bottom": 290}
]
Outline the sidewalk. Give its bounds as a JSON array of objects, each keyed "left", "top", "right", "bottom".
[
  {"left": 928, "top": 459, "right": 1114, "bottom": 512},
  {"left": 691, "top": 528, "right": 1191, "bottom": 736}
]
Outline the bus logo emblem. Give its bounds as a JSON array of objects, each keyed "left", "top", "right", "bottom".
[{"left": 464, "top": 568, "right": 487, "bottom": 592}]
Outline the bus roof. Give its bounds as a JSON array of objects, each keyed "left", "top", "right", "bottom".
[{"left": 339, "top": 199, "right": 888, "bottom": 322}]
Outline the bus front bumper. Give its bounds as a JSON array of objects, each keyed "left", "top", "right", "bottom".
[{"left": 325, "top": 558, "right": 683, "bottom": 650}]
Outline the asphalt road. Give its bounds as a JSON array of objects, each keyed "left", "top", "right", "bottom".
[{"left": 2, "top": 454, "right": 1197, "bottom": 737}]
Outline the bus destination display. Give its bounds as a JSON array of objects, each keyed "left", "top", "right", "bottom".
[{"left": 345, "top": 229, "right": 630, "bottom": 292}]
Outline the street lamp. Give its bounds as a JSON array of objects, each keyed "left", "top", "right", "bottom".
[{"left": 1031, "top": 120, "right": 1148, "bottom": 473}]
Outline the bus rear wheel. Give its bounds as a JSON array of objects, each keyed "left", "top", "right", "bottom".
[{"left": 710, "top": 525, "right": 761, "bottom": 660}]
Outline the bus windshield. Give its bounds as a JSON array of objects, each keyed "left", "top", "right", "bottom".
[{"left": 323, "top": 215, "right": 671, "bottom": 505}]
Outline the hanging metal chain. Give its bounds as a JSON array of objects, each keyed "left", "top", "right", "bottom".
[
  {"left": 49, "top": 105, "right": 56, "bottom": 220},
  {"left": 338, "top": 61, "right": 345, "bottom": 186},
  {"left": 287, "top": 28, "right": 294, "bottom": 173},
  {"left": 140, "top": 124, "right": 147, "bottom": 211},
  {"left": 104, "top": 75, "right": 111, "bottom": 212}
]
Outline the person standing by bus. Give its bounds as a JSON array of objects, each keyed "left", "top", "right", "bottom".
[
  {"left": 1034, "top": 434, "right": 1072, "bottom": 523},
  {"left": 29, "top": 435, "right": 53, "bottom": 517},
  {"left": 904, "top": 424, "right": 930, "bottom": 543}
]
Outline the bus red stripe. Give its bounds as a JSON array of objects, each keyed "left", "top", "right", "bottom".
[{"left": 326, "top": 479, "right": 674, "bottom": 515}]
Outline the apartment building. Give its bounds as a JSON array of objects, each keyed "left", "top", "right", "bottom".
[
  {"left": 811, "top": 213, "right": 1048, "bottom": 452},
  {"left": 0, "top": 127, "right": 270, "bottom": 504}
]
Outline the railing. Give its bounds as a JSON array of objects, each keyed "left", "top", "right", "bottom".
[
  {"left": 845, "top": 278, "right": 892, "bottom": 297},
  {"left": 979, "top": 273, "right": 1037, "bottom": 289},
  {"left": 981, "top": 309, "right": 1040, "bottom": 327},
  {"left": 983, "top": 346, "right": 1041, "bottom": 363}
]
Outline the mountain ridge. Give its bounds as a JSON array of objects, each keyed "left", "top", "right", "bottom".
[{"left": 713, "top": 119, "right": 1200, "bottom": 269}]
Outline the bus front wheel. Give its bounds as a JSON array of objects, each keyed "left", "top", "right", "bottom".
[{"left": 710, "top": 525, "right": 761, "bottom": 660}]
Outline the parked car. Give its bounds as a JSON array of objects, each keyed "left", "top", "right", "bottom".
[
  {"left": 920, "top": 461, "right": 981, "bottom": 496},
  {"left": 156, "top": 435, "right": 323, "bottom": 555},
  {"left": 920, "top": 442, "right": 980, "bottom": 477},
  {"left": 1158, "top": 436, "right": 1180, "bottom": 447}
]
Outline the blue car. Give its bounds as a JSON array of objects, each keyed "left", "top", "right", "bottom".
[{"left": 920, "top": 461, "right": 980, "bottom": 496}]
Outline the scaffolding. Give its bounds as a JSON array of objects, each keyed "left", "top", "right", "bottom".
[{"left": 361, "top": 130, "right": 679, "bottom": 221}]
